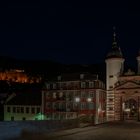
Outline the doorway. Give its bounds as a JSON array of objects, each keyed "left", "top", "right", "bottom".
[{"left": 123, "top": 99, "right": 137, "bottom": 120}]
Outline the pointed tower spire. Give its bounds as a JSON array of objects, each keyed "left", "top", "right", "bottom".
[
  {"left": 112, "top": 26, "right": 117, "bottom": 48},
  {"left": 106, "top": 27, "right": 123, "bottom": 59}
]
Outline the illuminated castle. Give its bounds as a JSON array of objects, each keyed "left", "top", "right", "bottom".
[{"left": 0, "top": 69, "right": 41, "bottom": 83}]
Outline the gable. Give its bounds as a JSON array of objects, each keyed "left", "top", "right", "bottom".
[{"left": 115, "top": 81, "right": 140, "bottom": 90}]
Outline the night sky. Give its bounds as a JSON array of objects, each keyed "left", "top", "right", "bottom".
[{"left": 1, "top": 1, "right": 140, "bottom": 68}]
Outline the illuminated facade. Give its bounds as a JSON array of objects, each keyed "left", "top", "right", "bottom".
[
  {"left": 0, "top": 69, "right": 41, "bottom": 83},
  {"left": 4, "top": 105, "right": 41, "bottom": 121},
  {"left": 42, "top": 73, "right": 106, "bottom": 124},
  {"left": 106, "top": 29, "right": 140, "bottom": 121},
  {"left": 4, "top": 84, "right": 43, "bottom": 121}
]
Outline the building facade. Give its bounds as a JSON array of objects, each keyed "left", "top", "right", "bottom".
[
  {"left": 106, "top": 29, "right": 140, "bottom": 121},
  {"left": 42, "top": 73, "right": 106, "bottom": 124},
  {"left": 4, "top": 84, "right": 43, "bottom": 121},
  {"left": 4, "top": 105, "right": 41, "bottom": 121}
]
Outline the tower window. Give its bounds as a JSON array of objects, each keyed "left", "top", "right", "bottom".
[
  {"left": 109, "top": 107, "right": 113, "bottom": 111},
  {"left": 109, "top": 75, "right": 113, "bottom": 78},
  {"left": 109, "top": 86, "right": 113, "bottom": 89},
  {"left": 109, "top": 98, "right": 113, "bottom": 102}
]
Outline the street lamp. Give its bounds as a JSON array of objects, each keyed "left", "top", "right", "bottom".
[
  {"left": 87, "top": 97, "right": 92, "bottom": 102},
  {"left": 75, "top": 97, "right": 80, "bottom": 125},
  {"left": 87, "top": 97, "right": 92, "bottom": 124}
]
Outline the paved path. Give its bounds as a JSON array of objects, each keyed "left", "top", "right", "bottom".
[{"left": 17, "top": 121, "right": 140, "bottom": 140}]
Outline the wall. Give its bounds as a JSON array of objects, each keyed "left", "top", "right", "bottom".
[{"left": 4, "top": 105, "right": 41, "bottom": 121}]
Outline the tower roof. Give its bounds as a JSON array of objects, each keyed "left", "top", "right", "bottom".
[{"left": 106, "top": 27, "right": 123, "bottom": 59}]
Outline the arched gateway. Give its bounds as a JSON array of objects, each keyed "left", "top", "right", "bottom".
[
  {"left": 105, "top": 28, "right": 140, "bottom": 122},
  {"left": 114, "top": 77, "right": 140, "bottom": 121},
  {"left": 123, "top": 98, "right": 138, "bottom": 120}
]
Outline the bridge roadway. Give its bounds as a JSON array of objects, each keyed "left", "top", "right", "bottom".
[{"left": 18, "top": 121, "right": 140, "bottom": 140}]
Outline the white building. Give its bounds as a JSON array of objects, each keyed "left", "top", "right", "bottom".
[{"left": 4, "top": 84, "right": 43, "bottom": 121}]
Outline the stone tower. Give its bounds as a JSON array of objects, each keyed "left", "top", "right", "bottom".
[{"left": 105, "top": 28, "right": 125, "bottom": 121}]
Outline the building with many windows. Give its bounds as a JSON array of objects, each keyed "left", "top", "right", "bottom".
[
  {"left": 4, "top": 84, "right": 43, "bottom": 121},
  {"left": 42, "top": 73, "right": 106, "bottom": 124}
]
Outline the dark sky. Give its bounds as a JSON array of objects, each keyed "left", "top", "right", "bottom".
[{"left": 0, "top": 1, "right": 140, "bottom": 67}]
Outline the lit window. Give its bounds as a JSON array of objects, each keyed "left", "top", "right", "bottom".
[{"left": 53, "top": 92, "right": 56, "bottom": 98}]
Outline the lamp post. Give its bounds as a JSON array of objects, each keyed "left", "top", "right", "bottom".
[
  {"left": 75, "top": 97, "right": 80, "bottom": 126},
  {"left": 87, "top": 97, "right": 92, "bottom": 124}
]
